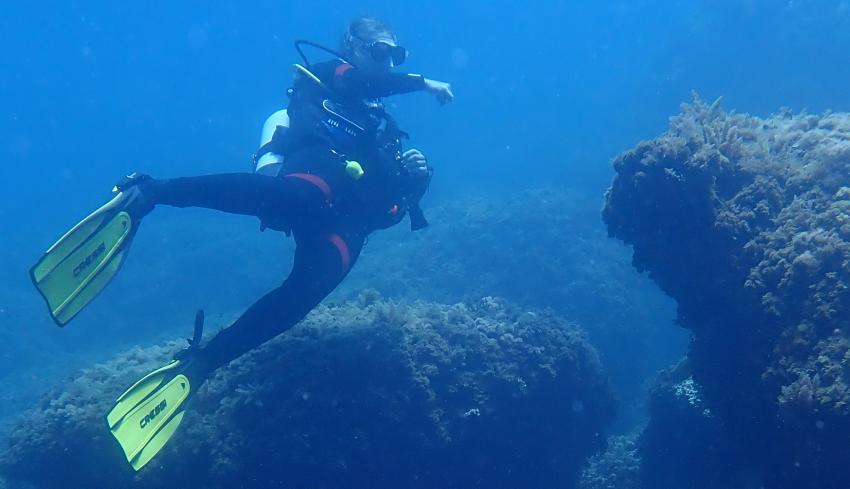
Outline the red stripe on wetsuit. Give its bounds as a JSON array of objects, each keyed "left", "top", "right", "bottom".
[{"left": 284, "top": 172, "right": 351, "bottom": 274}]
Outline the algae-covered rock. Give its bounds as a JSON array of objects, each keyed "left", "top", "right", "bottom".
[
  {"left": 638, "top": 362, "right": 744, "bottom": 489},
  {"left": 0, "top": 298, "right": 613, "bottom": 489},
  {"left": 604, "top": 93, "right": 850, "bottom": 488},
  {"left": 344, "top": 188, "right": 680, "bottom": 424},
  {"left": 578, "top": 432, "right": 641, "bottom": 489}
]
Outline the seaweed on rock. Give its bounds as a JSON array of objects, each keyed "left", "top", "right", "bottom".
[
  {"left": 0, "top": 298, "right": 614, "bottom": 489},
  {"left": 578, "top": 431, "right": 641, "bottom": 489},
  {"left": 344, "top": 187, "right": 680, "bottom": 425},
  {"left": 604, "top": 92, "right": 850, "bottom": 489},
  {"left": 639, "top": 362, "right": 746, "bottom": 489}
]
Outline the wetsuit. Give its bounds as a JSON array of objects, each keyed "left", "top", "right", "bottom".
[{"left": 145, "top": 60, "right": 431, "bottom": 373}]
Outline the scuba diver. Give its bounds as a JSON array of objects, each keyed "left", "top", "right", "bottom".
[{"left": 29, "top": 17, "right": 453, "bottom": 471}]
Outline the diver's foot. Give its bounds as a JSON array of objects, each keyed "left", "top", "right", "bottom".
[
  {"left": 114, "top": 172, "right": 155, "bottom": 220},
  {"left": 114, "top": 172, "right": 153, "bottom": 192}
]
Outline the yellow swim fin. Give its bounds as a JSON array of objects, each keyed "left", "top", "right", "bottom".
[
  {"left": 107, "top": 310, "right": 206, "bottom": 471},
  {"left": 107, "top": 360, "right": 193, "bottom": 471},
  {"left": 30, "top": 190, "right": 137, "bottom": 326}
]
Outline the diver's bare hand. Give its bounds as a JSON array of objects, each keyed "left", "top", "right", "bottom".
[
  {"left": 424, "top": 79, "right": 454, "bottom": 105},
  {"left": 401, "top": 149, "right": 430, "bottom": 177}
]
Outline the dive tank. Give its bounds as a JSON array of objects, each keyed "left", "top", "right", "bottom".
[{"left": 254, "top": 109, "right": 290, "bottom": 175}]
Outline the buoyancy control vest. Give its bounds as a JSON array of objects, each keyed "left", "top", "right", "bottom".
[{"left": 254, "top": 61, "right": 429, "bottom": 231}]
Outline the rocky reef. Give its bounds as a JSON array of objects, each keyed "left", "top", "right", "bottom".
[
  {"left": 0, "top": 298, "right": 613, "bottom": 489},
  {"left": 604, "top": 93, "right": 850, "bottom": 488},
  {"left": 343, "top": 188, "right": 681, "bottom": 424},
  {"left": 577, "top": 431, "right": 641, "bottom": 489},
  {"left": 638, "top": 361, "right": 746, "bottom": 489}
]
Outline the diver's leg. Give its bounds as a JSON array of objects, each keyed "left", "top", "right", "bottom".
[
  {"left": 145, "top": 173, "right": 328, "bottom": 222},
  {"left": 196, "top": 230, "right": 366, "bottom": 372}
]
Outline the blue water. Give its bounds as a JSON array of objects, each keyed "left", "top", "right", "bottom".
[{"left": 2, "top": 0, "right": 850, "bottom": 486}]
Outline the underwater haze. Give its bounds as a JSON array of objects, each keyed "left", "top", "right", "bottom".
[{"left": 3, "top": 1, "right": 850, "bottom": 488}]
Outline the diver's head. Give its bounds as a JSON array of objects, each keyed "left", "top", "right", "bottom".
[{"left": 341, "top": 17, "right": 407, "bottom": 75}]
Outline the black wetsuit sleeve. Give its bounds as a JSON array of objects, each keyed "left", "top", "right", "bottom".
[{"left": 324, "top": 62, "right": 428, "bottom": 99}]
